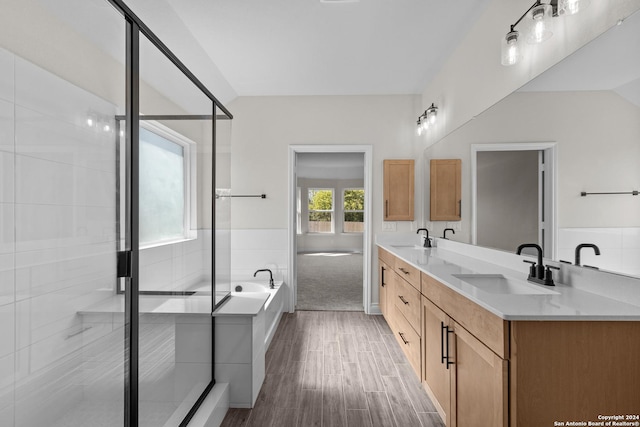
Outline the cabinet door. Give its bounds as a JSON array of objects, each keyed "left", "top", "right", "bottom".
[
  {"left": 379, "top": 260, "right": 389, "bottom": 319},
  {"left": 451, "top": 322, "right": 507, "bottom": 427},
  {"left": 422, "top": 297, "right": 451, "bottom": 423},
  {"left": 383, "top": 159, "right": 414, "bottom": 221},
  {"left": 430, "top": 159, "right": 461, "bottom": 221}
]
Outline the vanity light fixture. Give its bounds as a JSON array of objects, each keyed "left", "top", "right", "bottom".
[
  {"left": 501, "top": 0, "right": 589, "bottom": 66},
  {"left": 416, "top": 103, "right": 438, "bottom": 135}
]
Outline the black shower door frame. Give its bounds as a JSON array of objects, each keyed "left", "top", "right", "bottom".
[{"left": 106, "top": 1, "right": 233, "bottom": 426}]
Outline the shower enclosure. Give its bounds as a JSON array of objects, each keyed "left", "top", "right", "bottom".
[{"left": 0, "top": 0, "right": 231, "bottom": 425}]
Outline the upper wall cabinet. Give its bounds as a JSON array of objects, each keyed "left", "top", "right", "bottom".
[
  {"left": 384, "top": 159, "right": 415, "bottom": 221},
  {"left": 430, "top": 159, "right": 461, "bottom": 221}
]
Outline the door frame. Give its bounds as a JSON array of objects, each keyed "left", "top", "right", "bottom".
[
  {"left": 471, "top": 142, "right": 557, "bottom": 260},
  {"left": 288, "top": 145, "right": 374, "bottom": 313}
]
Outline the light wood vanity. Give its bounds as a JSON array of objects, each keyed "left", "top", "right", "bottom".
[{"left": 378, "top": 246, "right": 640, "bottom": 427}]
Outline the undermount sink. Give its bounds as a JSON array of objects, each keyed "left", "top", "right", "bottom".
[{"left": 452, "top": 274, "right": 560, "bottom": 295}]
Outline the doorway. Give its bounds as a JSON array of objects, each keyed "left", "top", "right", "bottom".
[
  {"left": 471, "top": 143, "right": 557, "bottom": 259},
  {"left": 288, "top": 146, "right": 373, "bottom": 313}
]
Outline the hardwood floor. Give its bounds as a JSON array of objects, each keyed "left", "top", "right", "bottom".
[{"left": 221, "top": 311, "right": 444, "bottom": 427}]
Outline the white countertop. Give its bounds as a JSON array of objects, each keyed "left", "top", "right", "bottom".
[
  {"left": 79, "top": 294, "right": 213, "bottom": 315},
  {"left": 378, "top": 242, "right": 640, "bottom": 321},
  {"left": 212, "top": 293, "right": 270, "bottom": 316}
]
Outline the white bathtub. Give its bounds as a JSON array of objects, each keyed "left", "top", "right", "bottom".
[{"left": 229, "top": 280, "right": 287, "bottom": 350}]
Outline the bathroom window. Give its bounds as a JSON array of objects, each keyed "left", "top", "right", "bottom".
[
  {"left": 343, "top": 188, "right": 365, "bottom": 233},
  {"left": 308, "top": 188, "right": 334, "bottom": 233},
  {"left": 139, "top": 121, "right": 197, "bottom": 247}
]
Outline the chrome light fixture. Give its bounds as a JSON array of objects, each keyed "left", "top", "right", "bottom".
[{"left": 500, "top": 0, "right": 588, "bottom": 66}]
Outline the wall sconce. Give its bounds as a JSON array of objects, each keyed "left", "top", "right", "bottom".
[
  {"left": 416, "top": 103, "right": 438, "bottom": 136},
  {"left": 501, "top": 0, "right": 589, "bottom": 66}
]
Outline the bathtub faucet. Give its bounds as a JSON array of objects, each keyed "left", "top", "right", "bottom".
[{"left": 254, "top": 269, "right": 274, "bottom": 289}]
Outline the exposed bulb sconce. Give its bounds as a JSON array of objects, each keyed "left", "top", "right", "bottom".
[
  {"left": 501, "top": 0, "right": 588, "bottom": 66},
  {"left": 416, "top": 103, "right": 438, "bottom": 136}
]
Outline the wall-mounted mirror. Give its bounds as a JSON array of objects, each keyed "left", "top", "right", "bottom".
[{"left": 425, "top": 9, "right": 640, "bottom": 278}]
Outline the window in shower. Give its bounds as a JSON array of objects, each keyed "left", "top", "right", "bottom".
[
  {"left": 138, "top": 121, "right": 197, "bottom": 247},
  {"left": 343, "top": 188, "right": 365, "bottom": 233},
  {"left": 308, "top": 188, "right": 334, "bottom": 233}
]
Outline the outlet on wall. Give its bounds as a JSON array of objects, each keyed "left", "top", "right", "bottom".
[{"left": 382, "top": 221, "right": 397, "bottom": 232}]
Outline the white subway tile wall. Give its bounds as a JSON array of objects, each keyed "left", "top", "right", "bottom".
[
  {"left": 558, "top": 227, "right": 640, "bottom": 276},
  {"left": 230, "top": 229, "right": 288, "bottom": 281}
]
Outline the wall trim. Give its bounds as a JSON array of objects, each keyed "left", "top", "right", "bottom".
[{"left": 288, "top": 145, "right": 374, "bottom": 313}]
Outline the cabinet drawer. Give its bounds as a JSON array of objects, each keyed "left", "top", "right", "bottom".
[
  {"left": 394, "top": 258, "right": 420, "bottom": 291},
  {"left": 393, "top": 276, "right": 421, "bottom": 333},
  {"left": 392, "top": 304, "right": 421, "bottom": 377},
  {"left": 422, "top": 272, "right": 508, "bottom": 358},
  {"left": 378, "top": 247, "right": 395, "bottom": 268}
]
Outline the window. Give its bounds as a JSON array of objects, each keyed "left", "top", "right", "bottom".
[
  {"left": 308, "top": 188, "right": 333, "bottom": 233},
  {"left": 139, "top": 121, "right": 196, "bottom": 247},
  {"left": 343, "top": 188, "right": 365, "bottom": 232}
]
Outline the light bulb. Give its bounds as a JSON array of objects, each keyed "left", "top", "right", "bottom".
[
  {"left": 428, "top": 107, "right": 437, "bottom": 124},
  {"left": 527, "top": 4, "right": 553, "bottom": 44},
  {"left": 559, "top": 0, "right": 589, "bottom": 15},
  {"left": 87, "top": 117, "right": 94, "bottom": 127},
  {"left": 103, "top": 124, "right": 111, "bottom": 132},
  {"left": 501, "top": 31, "right": 521, "bottom": 66},
  {"left": 417, "top": 119, "right": 423, "bottom": 136}
]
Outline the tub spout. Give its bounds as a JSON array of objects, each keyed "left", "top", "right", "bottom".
[{"left": 254, "top": 269, "right": 274, "bottom": 289}]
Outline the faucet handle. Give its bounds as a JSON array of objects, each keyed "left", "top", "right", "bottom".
[
  {"left": 544, "top": 265, "right": 560, "bottom": 286},
  {"left": 523, "top": 260, "right": 536, "bottom": 278}
]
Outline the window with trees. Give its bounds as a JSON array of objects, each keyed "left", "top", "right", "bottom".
[
  {"left": 343, "top": 188, "right": 365, "bottom": 232},
  {"left": 308, "top": 188, "right": 334, "bottom": 233}
]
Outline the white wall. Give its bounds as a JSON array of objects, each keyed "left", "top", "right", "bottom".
[{"left": 228, "top": 95, "right": 423, "bottom": 308}]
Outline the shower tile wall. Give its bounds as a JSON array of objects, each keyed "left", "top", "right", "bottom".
[
  {"left": 0, "top": 47, "right": 120, "bottom": 426},
  {"left": 230, "top": 229, "right": 288, "bottom": 282},
  {"left": 139, "top": 229, "right": 211, "bottom": 292}
]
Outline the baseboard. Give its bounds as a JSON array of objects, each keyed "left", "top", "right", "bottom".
[{"left": 368, "top": 303, "right": 382, "bottom": 315}]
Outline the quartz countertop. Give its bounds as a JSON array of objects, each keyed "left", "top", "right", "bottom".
[{"left": 378, "top": 242, "right": 640, "bottom": 321}]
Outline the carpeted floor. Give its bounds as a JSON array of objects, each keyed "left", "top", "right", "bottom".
[{"left": 296, "top": 252, "right": 363, "bottom": 311}]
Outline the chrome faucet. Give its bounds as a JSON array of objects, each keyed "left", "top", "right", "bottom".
[
  {"left": 516, "top": 243, "right": 558, "bottom": 286},
  {"left": 574, "top": 243, "right": 600, "bottom": 267},
  {"left": 254, "top": 269, "right": 274, "bottom": 289},
  {"left": 416, "top": 228, "right": 431, "bottom": 248}
]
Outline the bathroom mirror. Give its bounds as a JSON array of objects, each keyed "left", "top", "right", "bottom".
[{"left": 425, "top": 9, "right": 640, "bottom": 278}]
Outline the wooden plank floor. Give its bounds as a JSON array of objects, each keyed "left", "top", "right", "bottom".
[{"left": 221, "top": 311, "right": 444, "bottom": 427}]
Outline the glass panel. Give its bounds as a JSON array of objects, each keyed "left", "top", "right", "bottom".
[
  {"left": 137, "top": 32, "right": 213, "bottom": 425},
  {"left": 0, "top": 0, "right": 126, "bottom": 425},
  {"left": 308, "top": 189, "right": 334, "bottom": 233},
  {"left": 215, "top": 108, "right": 232, "bottom": 306},
  {"left": 344, "top": 189, "right": 365, "bottom": 232}
]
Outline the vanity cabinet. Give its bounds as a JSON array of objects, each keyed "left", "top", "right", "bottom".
[
  {"left": 422, "top": 280, "right": 507, "bottom": 427},
  {"left": 383, "top": 159, "right": 414, "bottom": 221},
  {"left": 430, "top": 159, "right": 461, "bottom": 221},
  {"left": 379, "top": 245, "right": 640, "bottom": 426}
]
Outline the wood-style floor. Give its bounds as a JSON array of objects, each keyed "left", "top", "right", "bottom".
[{"left": 221, "top": 311, "right": 444, "bottom": 427}]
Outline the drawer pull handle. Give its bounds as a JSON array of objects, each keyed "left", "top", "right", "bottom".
[
  {"left": 398, "top": 267, "right": 410, "bottom": 275},
  {"left": 381, "top": 266, "right": 386, "bottom": 287},
  {"left": 398, "top": 332, "right": 409, "bottom": 345},
  {"left": 440, "top": 322, "right": 446, "bottom": 364},
  {"left": 398, "top": 295, "right": 409, "bottom": 305}
]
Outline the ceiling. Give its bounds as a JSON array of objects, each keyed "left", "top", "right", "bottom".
[{"left": 164, "top": 0, "right": 490, "bottom": 97}]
